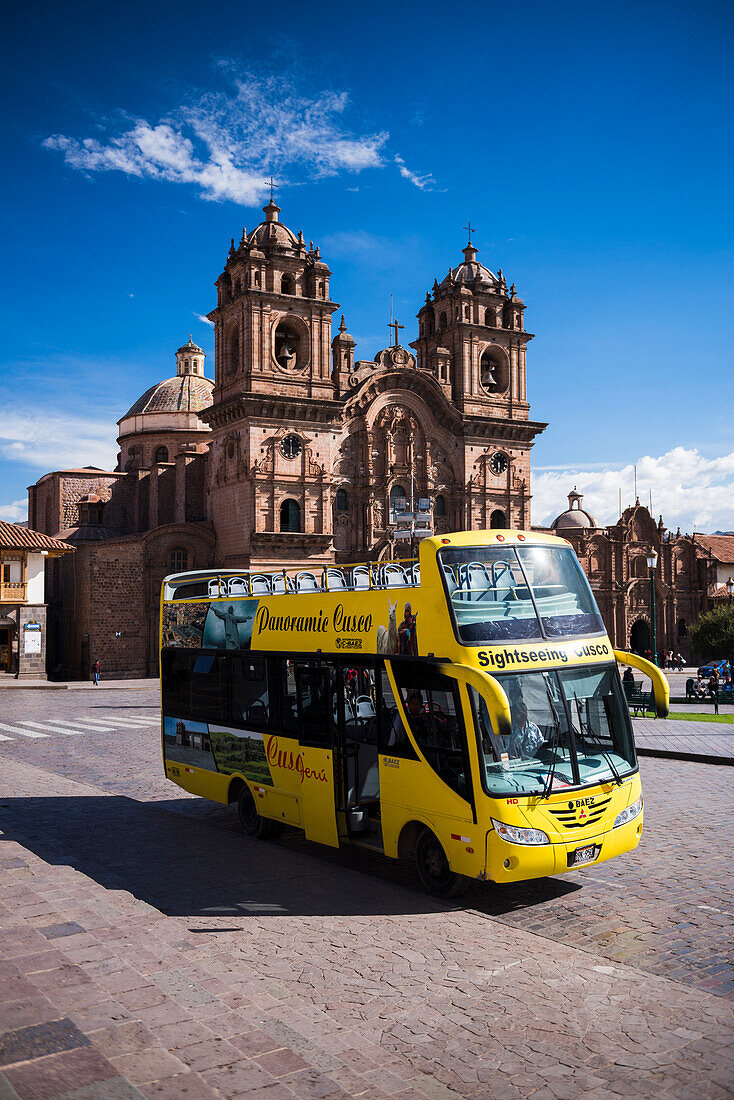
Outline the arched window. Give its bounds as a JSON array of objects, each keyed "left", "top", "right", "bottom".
[
  {"left": 677, "top": 618, "right": 687, "bottom": 639},
  {"left": 155, "top": 446, "right": 169, "bottom": 463},
  {"left": 486, "top": 307, "right": 496, "bottom": 327},
  {"left": 435, "top": 494, "right": 446, "bottom": 516},
  {"left": 169, "top": 547, "right": 188, "bottom": 573},
  {"left": 280, "top": 499, "right": 301, "bottom": 532},
  {"left": 335, "top": 488, "right": 348, "bottom": 512},
  {"left": 425, "top": 312, "right": 435, "bottom": 336},
  {"left": 229, "top": 328, "right": 239, "bottom": 375},
  {"left": 490, "top": 509, "right": 507, "bottom": 530},
  {"left": 389, "top": 485, "right": 407, "bottom": 523},
  {"left": 439, "top": 311, "right": 447, "bottom": 331},
  {"left": 480, "top": 349, "right": 501, "bottom": 390},
  {"left": 281, "top": 274, "right": 294, "bottom": 295}
]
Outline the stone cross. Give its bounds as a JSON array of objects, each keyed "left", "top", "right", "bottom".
[{"left": 389, "top": 318, "right": 405, "bottom": 347}]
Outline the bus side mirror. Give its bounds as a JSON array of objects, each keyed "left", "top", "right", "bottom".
[{"left": 614, "top": 649, "right": 670, "bottom": 718}]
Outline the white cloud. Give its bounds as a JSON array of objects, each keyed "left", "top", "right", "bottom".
[
  {"left": 0, "top": 410, "right": 117, "bottom": 473},
  {"left": 533, "top": 447, "right": 734, "bottom": 534},
  {"left": 44, "top": 70, "right": 390, "bottom": 207},
  {"left": 0, "top": 499, "right": 27, "bottom": 523},
  {"left": 394, "top": 154, "right": 437, "bottom": 191},
  {"left": 192, "top": 311, "right": 214, "bottom": 327}
]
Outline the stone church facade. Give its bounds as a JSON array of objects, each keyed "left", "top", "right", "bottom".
[
  {"left": 543, "top": 490, "right": 731, "bottom": 663},
  {"left": 30, "top": 201, "right": 546, "bottom": 678}
]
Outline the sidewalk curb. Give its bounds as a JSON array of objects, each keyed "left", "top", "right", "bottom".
[
  {"left": 0, "top": 681, "right": 157, "bottom": 691},
  {"left": 637, "top": 746, "right": 733, "bottom": 767}
]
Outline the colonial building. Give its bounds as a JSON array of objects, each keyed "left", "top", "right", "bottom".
[
  {"left": 545, "top": 490, "right": 733, "bottom": 661},
  {"left": 30, "top": 201, "right": 546, "bottom": 678},
  {"left": 0, "top": 522, "right": 74, "bottom": 678}
]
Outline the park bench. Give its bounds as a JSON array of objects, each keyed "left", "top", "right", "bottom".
[{"left": 624, "top": 679, "right": 651, "bottom": 717}]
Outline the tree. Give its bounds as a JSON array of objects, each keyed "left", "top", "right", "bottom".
[{"left": 688, "top": 604, "right": 734, "bottom": 667}]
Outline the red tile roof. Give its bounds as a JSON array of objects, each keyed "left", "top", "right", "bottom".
[
  {"left": 694, "top": 534, "right": 734, "bottom": 564},
  {"left": 0, "top": 522, "right": 75, "bottom": 554}
]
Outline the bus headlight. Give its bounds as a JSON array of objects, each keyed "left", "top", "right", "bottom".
[
  {"left": 613, "top": 797, "right": 643, "bottom": 829},
  {"left": 491, "top": 818, "right": 550, "bottom": 846}
]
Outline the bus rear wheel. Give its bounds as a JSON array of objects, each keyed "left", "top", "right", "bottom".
[
  {"left": 415, "top": 829, "right": 469, "bottom": 898},
  {"left": 237, "top": 786, "right": 275, "bottom": 839}
]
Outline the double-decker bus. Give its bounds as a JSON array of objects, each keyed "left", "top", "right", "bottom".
[{"left": 159, "top": 530, "right": 668, "bottom": 896}]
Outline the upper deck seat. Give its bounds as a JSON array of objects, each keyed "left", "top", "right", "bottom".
[
  {"left": 352, "top": 566, "right": 370, "bottom": 590},
  {"left": 296, "top": 571, "right": 321, "bottom": 593},
  {"left": 442, "top": 565, "right": 458, "bottom": 596},
  {"left": 227, "top": 577, "right": 249, "bottom": 596},
  {"left": 383, "top": 564, "right": 407, "bottom": 587},
  {"left": 207, "top": 578, "right": 223, "bottom": 597},
  {"left": 250, "top": 575, "right": 271, "bottom": 595},
  {"left": 410, "top": 563, "right": 420, "bottom": 585},
  {"left": 326, "top": 568, "right": 347, "bottom": 591},
  {"left": 271, "top": 574, "right": 293, "bottom": 595}
]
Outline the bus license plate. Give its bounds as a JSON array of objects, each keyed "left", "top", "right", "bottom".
[{"left": 568, "top": 844, "right": 599, "bottom": 867}]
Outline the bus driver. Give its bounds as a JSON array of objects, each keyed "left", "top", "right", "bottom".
[{"left": 508, "top": 700, "right": 543, "bottom": 759}]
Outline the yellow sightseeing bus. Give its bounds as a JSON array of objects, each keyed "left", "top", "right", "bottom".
[{"left": 159, "top": 530, "right": 668, "bottom": 896}]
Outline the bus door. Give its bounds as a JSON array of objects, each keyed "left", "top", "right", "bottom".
[
  {"left": 379, "top": 660, "right": 479, "bottom": 856},
  {"left": 336, "top": 661, "right": 381, "bottom": 835},
  {"left": 295, "top": 663, "right": 340, "bottom": 848}
]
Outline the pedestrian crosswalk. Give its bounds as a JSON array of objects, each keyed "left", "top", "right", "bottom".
[{"left": 0, "top": 714, "right": 160, "bottom": 744}]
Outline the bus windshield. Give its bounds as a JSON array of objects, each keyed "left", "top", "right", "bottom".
[
  {"left": 439, "top": 544, "right": 604, "bottom": 642},
  {"left": 470, "top": 665, "right": 636, "bottom": 796}
]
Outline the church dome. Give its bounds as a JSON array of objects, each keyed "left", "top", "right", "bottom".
[
  {"left": 245, "top": 200, "right": 300, "bottom": 251},
  {"left": 551, "top": 488, "right": 599, "bottom": 531},
  {"left": 440, "top": 243, "right": 498, "bottom": 289},
  {"left": 122, "top": 373, "right": 213, "bottom": 419}
]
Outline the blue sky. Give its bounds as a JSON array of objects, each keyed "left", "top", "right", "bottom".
[{"left": 2, "top": 0, "right": 732, "bottom": 530}]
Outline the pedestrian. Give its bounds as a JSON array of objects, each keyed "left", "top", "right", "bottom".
[
  {"left": 92, "top": 658, "right": 101, "bottom": 686},
  {"left": 708, "top": 671, "right": 719, "bottom": 716}
]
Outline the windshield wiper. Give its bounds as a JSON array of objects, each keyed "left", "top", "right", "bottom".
[
  {"left": 572, "top": 693, "right": 622, "bottom": 786},
  {"left": 541, "top": 679, "right": 562, "bottom": 799}
]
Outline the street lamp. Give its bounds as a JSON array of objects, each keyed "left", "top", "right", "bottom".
[
  {"left": 647, "top": 548, "right": 659, "bottom": 665},
  {"left": 727, "top": 577, "right": 734, "bottom": 685}
]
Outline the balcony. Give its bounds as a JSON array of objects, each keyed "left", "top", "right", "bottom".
[{"left": 0, "top": 582, "right": 27, "bottom": 603}]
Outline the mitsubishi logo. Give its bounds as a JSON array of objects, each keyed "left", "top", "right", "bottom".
[{"left": 578, "top": 808, "right": 588, "bottom": 821}]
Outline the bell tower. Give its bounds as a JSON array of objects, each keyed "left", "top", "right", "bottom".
[
  {"left": 209, "top": 197, "right": 339, "bottom": 402},
  {"left": 411, "top": 231, "right": 546, "bottom": 531},
  {"left": 412, "top": 233, "right": 530, "bottom": 418}
]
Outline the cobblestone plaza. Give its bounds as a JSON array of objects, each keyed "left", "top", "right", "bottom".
[{"left": 0, "top": 687, "right": 732, "bottom": 1098}]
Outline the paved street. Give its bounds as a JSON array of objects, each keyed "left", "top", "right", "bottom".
[{"left": 0, "top": 689, "right": 732, "bottom": 1098}]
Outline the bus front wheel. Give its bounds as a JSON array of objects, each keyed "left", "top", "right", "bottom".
[
  {"left": 415, "top": 829, "right": 469, "bottom": 898},
  {"left": 237, "top": 786, "right": 275, "bottom": 839}
]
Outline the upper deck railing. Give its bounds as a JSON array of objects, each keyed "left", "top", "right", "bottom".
[{"left": 164, "top": 558, "right": 421, "bottom": 601}]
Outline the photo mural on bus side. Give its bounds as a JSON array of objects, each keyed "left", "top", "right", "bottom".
[
  {"left": 163, "top": 715, "right": 275, "bottom": 785},
  {"left": 163, "top": 716, "right": 217, "bottom": 770},
  {"left": 162, "top": 599, "right": 259, "bottom": 651},
  {"left": 208, "top": 725, "right": 273, "bottom": 785}
]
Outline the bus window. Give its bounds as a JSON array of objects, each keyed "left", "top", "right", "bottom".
[
  {"left": 231, "top": 655, "right": 270, "bottom": 729},
  {"left": 297, "top": 666, "right": 332, "bottom": 745},
  {"left": 560, "top": 666, "right": 636, "bottom": 783},
  {"left": 438, "top": 546, "right": 540, "bottom": 643},
  {"left": 378, "top": 668, "right": 417, "bottom": 760},
  {"left": 343, "top": 665, "right": 378, "bottom": 745},
  {"left": 516, "top": 546, "right": 604, "bottom": 638},
  {"left": 391, "top": 665, "right": 470, "bottom": 800},
  {"left": 280, "top": 660, "right": 299, "bottom": 734},
  {"left": 189, "top": 654, "right": 229, "bottom": 722},
  {"left": 161, "top": 650, "right": 228, "bottom": 723}
]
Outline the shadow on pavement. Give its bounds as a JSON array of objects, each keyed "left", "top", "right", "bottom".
[{"left": 0, "top": 794, "right": 580, "bottom": 920}]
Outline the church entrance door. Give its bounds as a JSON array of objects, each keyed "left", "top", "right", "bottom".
[{"left": 630, "top": 619, "right": 650, "bottom": 657}]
